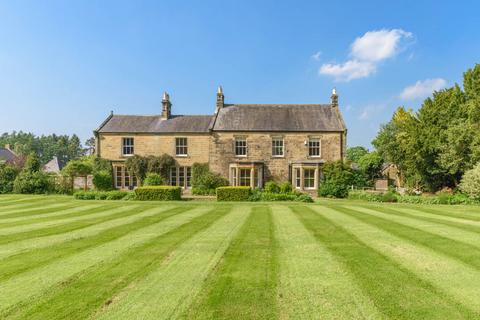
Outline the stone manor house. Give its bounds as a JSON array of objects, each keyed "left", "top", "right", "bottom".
[{"left": 94, "top": 87, "right": 347, "bottom": 193}]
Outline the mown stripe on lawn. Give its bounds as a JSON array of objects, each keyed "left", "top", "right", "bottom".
[
  {"left": 2, "top": 205, "right": 231, "bottom": 320},
  {"left": 96, "top": 205, "right": 250, "bottom": 320},
  {"left": 383, "top": 206, "right": 480, "bottom": 233},
  {"left": 273, "top": 205, "right": 382, "bottom": 319},
  {"left": 182, "top": 206, "right": 279, "bottom": 320},
  {"left": 336, "top": 205, "right": 480, "bottom": 271},
  {"left": 0, "top": 203, "right": 105, "bottom": 228},
  {"left": 0, "top": 201, "right": 74, "bottom": 216},
  {"left": 0, "top": 205, "right": 176, "bottom": 260},
  {"left": 317, "top": 205, "right": 480, "bottom": 314},
  {"left": 410, "top": 205, "right": 480, "bottom": 221},
  {"left": 0, "top": 205, "right": 215, "bottom": 317},
  {"left": 0, "top": 196, "right": 58, "bottom": 208},
  {"left": 0, "top": 203, "right": 134, "bottom": 236},
  {"left": 0, "top": 205, "right": 142, "bottom": 245},
  {"left": 0, "top": 205, "right": 190, "bottom": 282},
  {"left": 342, "top": 205, "right": 480, "bottom": 249},
  {"left": 292, "top": 205, "right": 475, "bottom": 319}
]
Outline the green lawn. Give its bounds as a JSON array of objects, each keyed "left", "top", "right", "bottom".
[{"left": 1, "top": 195, "right": 480, "bottom": 319}]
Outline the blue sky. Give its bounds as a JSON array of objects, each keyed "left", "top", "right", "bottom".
[{"left": 0, "top": 0, "right": 479, "bottom": 148}]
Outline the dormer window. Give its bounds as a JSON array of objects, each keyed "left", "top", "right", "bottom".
[{"left": 122, "top": 138, "right": 134, "bottom": 156}]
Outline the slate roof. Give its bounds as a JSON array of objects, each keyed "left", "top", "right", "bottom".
[
  {"left": 96, "top": 103, "right": 346, "bottom": 134},
  {"left": 43, "top": 156, "right": 66, "bottom": 174},
  {"left": 97, "top": 115, "right": 215, "bottom": 133},
  {"left": 0, "top": 148, "right": 17, "bottom": 163},
  {"left": 212, "top": 104, "right": 346, "bottom": 132}
]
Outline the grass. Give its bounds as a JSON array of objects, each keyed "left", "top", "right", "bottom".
[{"left": 1, "top": 195, "right": 480, "bottom": 319}]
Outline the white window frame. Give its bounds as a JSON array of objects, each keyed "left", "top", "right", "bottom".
[
  {"left": 304, "top": 168, "right": 316, "bottom": 189},
  {"left": 175, "top": 137, "right": 188, "bottom": 156},
  {"left": 115, "top": 166, "right": 123, "bottom": 188},
  {"left": 271, "top": 137, "right": 284, "bottom": 157},
  {"left": 122, "top": 137, "right": 134, "bottom": 156},
  {"left": 239, "top": 168, "right": 251, "bottom": 186},
  {"left": 234, "top": 137, "right": 247, "bottom": 157},
  {"left": 294, "top": 168, "right": 301, "bottom": 189},
  {"left": 308, "top": 138, "right": 321, "bottom": 157}
]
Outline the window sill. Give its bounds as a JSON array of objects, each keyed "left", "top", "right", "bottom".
[
  {"left": 271, "top": 155, "right": 285, "bottom": 159},
  {"left": 235, "top": 155, "right": 247, "bottom": 158},
  {"left": 175, "top": 155, "right": 188, "bottom": 158},
  {"left": 308, "top": 155, "right": 322, "bottom": 158},
  {"left": 122, "top": 154, "right": 134, "bottom": 157}
]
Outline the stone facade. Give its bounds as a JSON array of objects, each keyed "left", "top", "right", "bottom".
[
  {"left": 209, "top": 131, "right": 343, "bottom": 181},
  {"left": 98, "top": 133, "right": 210, "bottom": 166},
  {"left": 95, "top": 87, "right": 347, "bottom": 192}
]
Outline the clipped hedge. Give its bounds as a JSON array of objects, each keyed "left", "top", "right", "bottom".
[
  {"left": 216, "top": 186, "right": 251, "bottom": 201},
  {"left": 134, "top": 186, "right": 182, "bottom": 201},
  {"left": 73, "top": 190, "right": 130, "bottom": 200}
]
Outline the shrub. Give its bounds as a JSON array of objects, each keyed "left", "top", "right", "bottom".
[
  {"left": 105, "top": 190, "right": 129, "bottom": 200},
  {"left": 318, "top": 161, "right": 354, "bottom": 198},
  {"left": 93, "top": 170, "right": 113, "bottom": 191},
  {"left": 0, "top": 164, "right": 18, "bottom": 194},
  {"left": 74, "top": 190, "right": 130, "bottom": 200},
  {"left": 381, "top": 191, "right": 398, "bottom": 203},
  {"left": 296, "top": 194, "right": 314, "bottom": 203},
  {"left": 54, "top": 176, "right": 74, "bottom": 195},
  {"left": 459, "top": 163, "right": 480, "bottom": 199},
  {"left": 318, "top": 181, "right": 349, "bottom": 198},
  {"left": 260, "top": 192, "right": 298, "bottom": 201},
  {"left": 216, "top": 186, "right": 251, "bottom": 201},
  {"left": 279, "top": 182, "right": 292, "bottom": 194},
  {"left": 73, "top": 190, "right": 97, "bottom": 200},
  {"left": 143, "top": 173, "right": 164, "bottom": 186},
  {"left": 134, "top": 186, "right": 182, "bottom": 201},
  {"left": 191, "top": 187, "right": 216, "bottom": 196},
  {"left": 13, "top": 171, "right": 53, "bottom": 194},
  {"left": 147, "top": 154, "right": 176, "bottom": 182},
  {"left": 123, "top": 192, "right": 137, "bottom": 201},
  {"left": 264, "top": 181, "right": 280, "bottom": 193}
]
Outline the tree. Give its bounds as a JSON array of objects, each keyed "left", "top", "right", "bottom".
[
  {"left": 459, "top": 162, "right": 480, "bottom": 199},
  {"left": 346, "top": 146, "right": 369, "bottom": 163},
  {"left": 0, "top": 164, "right": 18, "bottom": 193},
  {"left": 372, "top": 63, "right": 480, "bottom": 191},
  {"left": 357, "top": 151, "right": 384, "bottom": 182},
  {"left": 13, "top": 153, "right": 53, "bottom": 194},
  {"left": 125, "top": 155, "right": 148, "bottom": 184},
  {"left": 318, "top": 161, "right": 354, "bottom": 198},
  {"left": 62, "top": 159, "right": 93, "bottom": 191}
]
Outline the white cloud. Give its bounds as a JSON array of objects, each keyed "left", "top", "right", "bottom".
[
  {"left": 358, "top": 103, "right": 387, "bottom": 121},
  {"left": 320, "top": 60, "right": 376, "bottom": 82},
  {"left": 400, "top": 78, "right": 447, "bottom": 100},
  {"left": 319, "top": 28, "right": 413, "bottom": 82},
  {"left": 350, "top": 29, "right": 412, "bottom": 62},
  {"left": 311, "top": 51, "right": 322, "bottom": 61}
]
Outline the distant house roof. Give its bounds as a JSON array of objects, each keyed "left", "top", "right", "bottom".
[
  {"left": 0, "top": 148, "right": 17, "bottom": 163},
  {"left": 96, "top": 115, "right": 215, "bottom": 133},
  {"left": 43, "top": 156, "right": 66, "bottom": 174},
  {"left": 212, "top": 104, "right": 346, "bottom": 132}
]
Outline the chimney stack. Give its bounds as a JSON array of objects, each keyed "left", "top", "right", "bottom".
[
  {"left": 331, "top": 87, "right": 338, "bottom": 108},
  {"left": 161, "top": 92, "right": 171, "bottom": 120},
  {"left": 215, "top": 86, "right": 224, "bottom": 114}
]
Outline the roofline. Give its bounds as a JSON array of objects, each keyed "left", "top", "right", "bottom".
[
  {"left": 224, "top": 103, "right": 332, "bottom": 107},
  {"left": 94, "top": 112, "right": 114, "bottom": 133},
  {"left": 97, "top": 131, "right": 212, "bottom": 135},
  {"left": 210, "top": 129, "right": 346, "bottom": 133}
]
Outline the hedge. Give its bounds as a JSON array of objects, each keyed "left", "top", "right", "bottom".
[
  {"left": 73, "top": 190, "right": 130, "bottom": 200},
  {"left": 134, "top": 186, "right": 182, "bottom": 201},
  {"left": 216, "top": 186, "right": 251, "bottom": 201}
]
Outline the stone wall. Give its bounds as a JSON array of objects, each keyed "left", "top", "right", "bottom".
[
  {"left": 97, "top": 133, "right": 210, "bottom": 167},
  {"left": 208, "top": 132, "right": 343, "bottom": 182}
]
